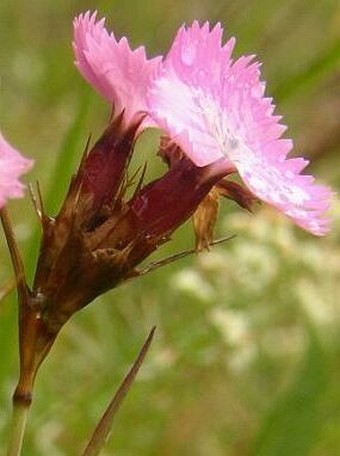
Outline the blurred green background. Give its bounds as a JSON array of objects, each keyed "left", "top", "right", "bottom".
[{"left": 0, "top": 0, "right": 339, "bottom": 454}]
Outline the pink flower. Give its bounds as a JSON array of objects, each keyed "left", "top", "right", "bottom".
[
  {"left": 147, "top": 21, "right": 332, "bottom": 235},
  {"left": 73, "top": 11, "right": 162, "bottom": 129},
  {"left": 0, "top": 131, "right": 33, "bottom": 208}
]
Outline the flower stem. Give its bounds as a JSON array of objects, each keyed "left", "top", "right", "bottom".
[
  {"left": 1, "top": 208, "right": 33, "bottom": 455},
  {"left": 7, "top": 400, "right": 30, "bottom": 456}
]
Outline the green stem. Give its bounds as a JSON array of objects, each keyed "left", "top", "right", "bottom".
[{"left": 7, "top": 401, "right": 30, "bottom": 456}]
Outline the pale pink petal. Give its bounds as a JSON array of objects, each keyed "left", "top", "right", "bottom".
[
  {"left": 147, "top": 22, "right": 333, "bottom": 235},
  {"left": 73, "top": 11, "right": 162, "bottom": 128},
  {"left": 0, "top": 132, "right": 33, "bottom": 208}
]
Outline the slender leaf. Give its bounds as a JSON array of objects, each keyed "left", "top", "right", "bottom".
[{"left": 82, "top": 327, "right": 156, "bottom": 456}]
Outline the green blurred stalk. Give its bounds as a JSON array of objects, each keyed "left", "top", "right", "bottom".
[
  {"left": 6, "top": 402, "right": 29, "bottom": 456},
  {"left": 274, "top": 40, "right": 340, "bottom": 101}
]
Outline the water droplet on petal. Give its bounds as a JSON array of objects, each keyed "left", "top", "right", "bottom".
[
  {"left": 195, "top": 68, "right": 207, "bottom": 84},
  {"left": 181, "top": 43, "right": 196, "bottom": 65}
]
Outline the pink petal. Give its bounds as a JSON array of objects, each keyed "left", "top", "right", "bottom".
[
  {"left": 147, "top": 21, "right": 333, "bottom": 235},
  {"left": 0, "top": 132, "right": 33, "bottom": 208},
  {"left": 73, "top": 11, "right": 162, "bottom": 128}
]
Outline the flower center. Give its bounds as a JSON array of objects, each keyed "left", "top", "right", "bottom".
[{"left": 193, "top": 89, "right": 242, "bottom": 157}]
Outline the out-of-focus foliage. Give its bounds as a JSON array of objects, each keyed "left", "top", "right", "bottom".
[{"left": 0, "top": 0, "right": 339, "bottom": 455}]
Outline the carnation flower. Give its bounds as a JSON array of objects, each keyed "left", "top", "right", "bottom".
[
  {"left": 0, "top": 131, "right": 33, "bottom": 208},
  {"left": 73, "top": 11, "right": 161, "bottom": 128},
  {"left": 147, "top": 21, "right": 332, "bottom": 235}
]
